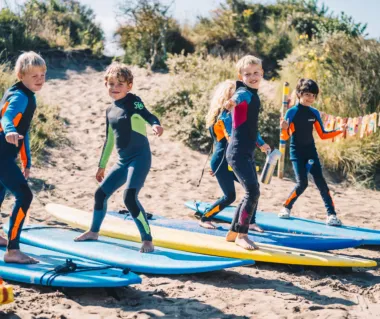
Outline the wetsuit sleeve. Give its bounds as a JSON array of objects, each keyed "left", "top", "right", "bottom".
[
  {"left": 20, "top": 132, "right": 32, "bottom": 169},
  {"left": 256, "top": 132, "right": 265, "bottom": 147},
  {"left": 231, "top": 89, "right": 252, "bottom": 106},
  {"left": 98, "top": 117, "right": 115, "bottom": 169},
  {"left": 221, "top": 111, "right": 232, "bottom": 139},
  {"left": 280, "top": 109, "right": 296, "bottom": 141},
  {"left": 312, "top": 109, "right": 342, "bottom": 140},
  {"left": 0, "top": 91, "right": 28, "bottom": 135},
  {"left": 134, "top": 97, "right": 161, "bottom": 126}
]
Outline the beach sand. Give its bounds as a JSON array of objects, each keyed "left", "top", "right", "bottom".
[{"left": 1, "top": 63, "right": 380, "bottom": 319}]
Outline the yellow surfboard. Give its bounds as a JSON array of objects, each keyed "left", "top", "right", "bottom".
[
  {"left": 0, "top": 279, "right": 14, "bottom": 305},
  {"left": 46, "top": 203, "right": 376, "bottom": 268}
]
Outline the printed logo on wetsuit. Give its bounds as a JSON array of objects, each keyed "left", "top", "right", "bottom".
[
  {"left": 308, "top": 118, "right": 315, "bottom": 122},
  {"left": 134, "top": 102, "right": 144, "bottom": 110}
]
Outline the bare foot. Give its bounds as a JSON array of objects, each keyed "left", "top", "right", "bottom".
[
  {"left": 74, "top": 231, "right": 99, "bottom": 242},
  {"left": 140, "top": 241, "right": 154, "bottom": 253},
  {"left": 199, "top": 221, "right": 217, "bottom": 229},
  {"left": 226, "top": 230, "right": 238, "bottom": 242},
  {"left": 4, "top": 250, "right": 39, "bottom": 264},
  {"left": 249, "top": 223, "right": 264, "bottom": 233},
  {"left": 0, "top": 235, "right": 7, "bottom": 247},
  {"left": 235, "top": 234, "right": 258, "bottom": 250}
]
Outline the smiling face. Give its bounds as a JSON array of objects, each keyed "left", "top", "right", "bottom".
[
  {"left": 18, "top": 67, "right": 46, "bottom": 92},
  {"left": 106, "top": 75, "right": 133, "bottom": 101},
  {"left": 238, "top": 64, "right": 263, "bottom": 89},
  {"left": 298, "top": 92, "right": 316, "bottom": 106}
]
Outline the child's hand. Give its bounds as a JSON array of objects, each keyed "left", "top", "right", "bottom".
[
  {"left": 259, "top": 143, "right": 271, "bottom": 154},
  {"left": 152, "top": 125, "right": 164, "bottom": 137},
  {"left": 224, "top": 99, "right": 236, "bottom": 111},
  {"left": 209, "top": 168, "right": 215, "bottom": 177},
  {"left": 280, "top": 119, "right": 289, "bottom": 130},
  {"left": 96, "top": 168, "right": 105, "bottom": 183},
  {"left": 5, "top": 132, "right": 23, "bottom": 147},
  {"left": 22, "top": 168, "right": 30, "bottom": 179}
]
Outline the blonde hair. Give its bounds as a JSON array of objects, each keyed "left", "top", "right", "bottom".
[
  {"left": 15, "top": 51, "right": 46, "bottom": 78},
  {"left": 104, "top": 62, "right": 133, "bottom": 84},
  {"left": 236, "top": 55, "right": 262, "bottom": 75},
  {"left": 206, "top": 80, "right": 236, "bottom": 127}
]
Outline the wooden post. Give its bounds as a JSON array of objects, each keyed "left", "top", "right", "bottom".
[{"left": 277, "top": 82, "right": 290, "bottom": 179}]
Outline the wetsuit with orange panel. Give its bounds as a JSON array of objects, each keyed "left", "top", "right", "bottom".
[
  {"left": 0, "top": 82, "right": 36, "bottom": 250},
  {"left": 201, "top": 109, "right": 265, "bottom": 222},
  {"left": 281, "top": 103, "right": 342, "bottom": 215}
]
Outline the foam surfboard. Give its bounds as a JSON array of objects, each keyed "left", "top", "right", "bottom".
[
  {"left": 107, "top": 211, "right": 362, "bottom": 251},
  {"left": 185, "top": 201, "right": 380, "bottom": 245},
  {"left": 46, "top": 203, "right": 376, "bottom": 267},
  {"left": 0, "top": 245, "right": 141, "bottom": 288},
  {"left": 5, "top": 224, "right": 254, "bottom": 274}
]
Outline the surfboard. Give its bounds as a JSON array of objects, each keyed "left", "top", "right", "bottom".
[
  {"left": 0, "top": 278, "right": 13, "bottom": 305},
  {"left": 0, "top": 245, "right": 141, "bottom": 288},
  {"left": 185, "top": 201, "right": 380, "bottom": 245},
  {"left": 107, "top": 211, "right": 362, "bottom": 251},
  {"left": 45, "top": 203, "right": 376, "bottom": 267},
  {"left": 5, "top": 224, "right": 254, "bottom": 275}
]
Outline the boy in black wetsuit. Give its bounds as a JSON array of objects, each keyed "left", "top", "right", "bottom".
[
  {"left": 279, "top": 79, "right": 345, "bottom": 226},
  {"left": 223, "top": 55, "right": 264, "bottom": 250},
  {"left": 75, "top": 62, "right": 164, "bottom": 253}
]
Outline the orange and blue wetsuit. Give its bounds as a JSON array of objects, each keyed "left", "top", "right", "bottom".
[
  {"left": 281, "top": 103, "right": 342, "bottom": 215},
  {"left": 0, "top": 82, "right": 35, "bottom": 250},
  {"left": 201, "top": 109, "right": 265, "bottom": 223}
]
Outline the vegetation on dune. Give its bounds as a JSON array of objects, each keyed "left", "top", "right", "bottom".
[{"left": 0, "top": 0, "right": 104, "bottom": 61}]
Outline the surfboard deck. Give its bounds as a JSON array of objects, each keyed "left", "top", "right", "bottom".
[
  {"left": 5, "top": 224, "right": 254, "bottom": 275},
  {"left": 45, "top": 203, "right": 377, "bottom": 268},
  {"left": 185, "top": 201, "right": 380, "bottom": 245},
  {"left": 108, "top": 211, "right": 362, "bottom": 251},
  {"left": 0, "top": 245, "right": 141, "bottom": 288}
]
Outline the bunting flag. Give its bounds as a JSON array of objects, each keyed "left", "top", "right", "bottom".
[
  {"left": 368, "top": 113, "right": 377, "bottom": 134},
  {"left": 360, "top": 115, "right": 369, "bottom": 138},
  {"left": 334, "top": 117, "right": 343, "bottom": 142},
  {"left": 347, "top": 117, "right": 355, "bottom": 137}
]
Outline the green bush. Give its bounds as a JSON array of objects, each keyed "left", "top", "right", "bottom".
[
  {"left": 189, "top": 0, "right": 366, "bottom": 77},
  {"left": 0, "top": 0, "right": 104, "bottom": 60},
  {"left": 117, "top": 0, "right": 194, "bottom": 69}
]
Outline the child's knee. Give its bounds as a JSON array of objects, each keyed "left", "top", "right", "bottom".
[
  {"left": 94, "top": 187, "right": 107, "bottom": 210},
  {"left": 16, "top": 184, "right": 33, "bottom": 206},
  {"left": 225, "top": 192, "right": 236, "bottom": 204},
  {"left": 123, "top": 188, "right": 139, "bottom": 216},
  {"left": 297, "top": 179, "right": 308, "bottom": 193}
]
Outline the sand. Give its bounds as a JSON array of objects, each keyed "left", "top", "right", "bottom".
[{"left": 1, "top": 62, "right": 380, "bottom": 319}]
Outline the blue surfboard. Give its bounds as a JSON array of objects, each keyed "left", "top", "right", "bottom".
[
  {"left": 7, "top": 225, "right": 253, "bottom": 275},
  {"left": 0, "top": 245, "right": 141, "bottom": 288},
  {"left": 185, "top": 200, "right": 380, "bottom": 245},
  {"left": 108, "top": 211, "right": 362, "bottom": 251}
]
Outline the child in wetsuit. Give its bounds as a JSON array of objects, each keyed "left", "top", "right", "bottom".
[
  {"left": 75, "top": 62, "right": 164, "bottom": 252},
  {"left": 199, "top": 80, "right": 270, "bottom": 230},
  {"left": 0, "top": 51, "right": 46, "bottom": 264},
  {"left": 279, "top": 78, "right": 345, "bottom": 226},
  {"left": 223, "top": 55, "right": 264, "bottom": 250}
]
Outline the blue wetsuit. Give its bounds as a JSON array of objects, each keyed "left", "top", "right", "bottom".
[
  {"left": 281, "top": 103, "right": 342, "bottom": 215},
  {"left": 0, "top": 82, "right": 35, "bottom": 250},
  {"left": 91, "top": 93, "right": 160, "bottom": 242},
  {"left": 226, "top": 81, "right": 261, "bottom": 234},
  {"left": 202, "top": 109, "right": 265, "bottom": 223}
]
